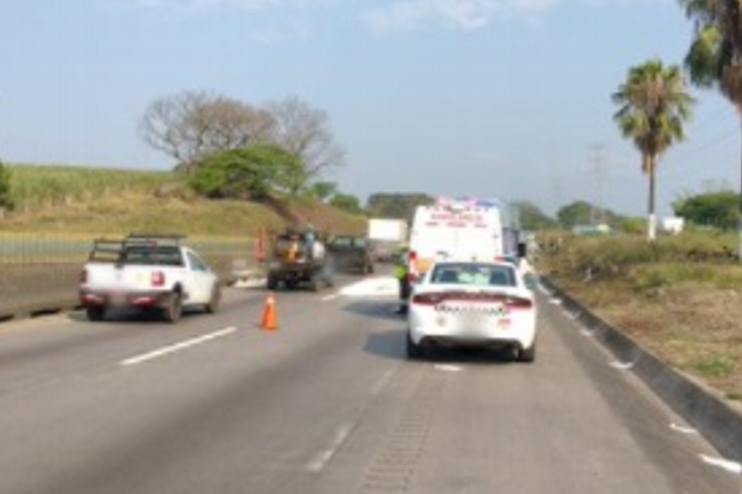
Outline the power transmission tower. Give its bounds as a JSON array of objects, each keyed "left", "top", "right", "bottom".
[{"left": 589, "top": 144, "right": 606, "bottom": 225}]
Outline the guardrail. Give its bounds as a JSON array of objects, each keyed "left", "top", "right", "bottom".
[{"left": 0, "top": 233, "right": 259, "bottom": 320}]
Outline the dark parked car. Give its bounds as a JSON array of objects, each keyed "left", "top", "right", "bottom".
[{"left": 326, "top": 235, "right": 375, "bottom": 274}]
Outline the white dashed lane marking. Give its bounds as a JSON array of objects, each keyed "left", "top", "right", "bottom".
[
  {"left": 610, "top": 360, "right": 635, "bottom": 370},
  {"left": 120, "top": 327, "right": 238, "bottom": 366}
]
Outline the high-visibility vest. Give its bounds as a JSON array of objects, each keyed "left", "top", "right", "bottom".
[{"left": 288, "top": 241, "right": 300, "bottom": 261}]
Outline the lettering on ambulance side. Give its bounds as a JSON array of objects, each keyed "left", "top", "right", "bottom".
[{"left": 429, "top": 213, "right": 486, "bottom": 223}]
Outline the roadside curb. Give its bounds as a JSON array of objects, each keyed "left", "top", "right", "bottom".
[
  {"left": 540, "top": 276, "right": 742, "bottom": 465},
  {"left": 0, "top": 297, "right": 81, "bottom": 324}
]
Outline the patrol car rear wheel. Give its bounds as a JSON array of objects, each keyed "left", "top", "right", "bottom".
[
  {"left": 518, "top": 340, "right": 537, "bottom": 363},
  {"left": 406, "top": 331, "right": 425, "bottom": 360}
]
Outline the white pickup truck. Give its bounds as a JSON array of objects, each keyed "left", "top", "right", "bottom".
[{"left": 78, "top": 234, "right": 221, "bottom": 322}]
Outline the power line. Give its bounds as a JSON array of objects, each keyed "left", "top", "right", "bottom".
[
  {"left": 659, "top": 125, "right": 738, "bottom": 180},
  {"left": 656, "top": 103, "right": 737, "bottom": 176}
]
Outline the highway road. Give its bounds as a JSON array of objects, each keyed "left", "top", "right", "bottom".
[{"left": 0, "top": 272, "right": 740, "bottom": 494}]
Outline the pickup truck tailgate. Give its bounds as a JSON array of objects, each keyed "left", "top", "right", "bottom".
[{"left": 82, "top": 263, "right": 176, "bottom": 292}]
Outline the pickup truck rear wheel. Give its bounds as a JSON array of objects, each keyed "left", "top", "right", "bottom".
[
  {"left": 267, "top": 273, "right": 279, "bottom": 291},
  {"left": 307, "top": 271, "right": 320, "bottom": 292},
  {"left": 205, "top": 285, "right": 221, "bottom": 314},
  {"left": 163, "top": 291, "right": 183, "bottom": 323},
  {"left": 86, "top": 306, "right": 106, "bottom": 322},
  {"left": 406, "top": 332, "right": 425, "bottom": 360}
]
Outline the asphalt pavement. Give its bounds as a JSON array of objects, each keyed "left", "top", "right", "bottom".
[{"left": 0, "top": 272, "right": 739, "bottom": 494}]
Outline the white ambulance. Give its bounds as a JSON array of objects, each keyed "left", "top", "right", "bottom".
[{"left": 407, "top": 197, "right": 518, "bottom": 281}]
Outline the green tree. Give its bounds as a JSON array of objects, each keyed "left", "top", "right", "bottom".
[
  {"left": 366, "top": 193, "right": 435, "bottom": 220},
  {"left": 613, "top": 59, "right": 693, "bottom": 242},
  {"left": 0, "top": 159, "right": 13, "bottom": 211},
  {"left": 512, "top": 201, "right": 557, "bottom": 231},
  {"left": 556, "top": 201, "right": 594, "bottom": 228},
  {"left": 680, "top": 0, "right": 742, "bottom": 255},
  {"left": 309, "top": 181, "right": 338, "bottom": 202},
  {"left": 617, "top": 216, "right": 646, "bottom": 235},
  {"left": 190, "top": 144, "right": 302, "bottom": 200},
  {"left": 330, "top": 193, "right": 364, "bottom": 215},
  {"left": 674, "top": 190, "right": 739, "bottom": 230}
]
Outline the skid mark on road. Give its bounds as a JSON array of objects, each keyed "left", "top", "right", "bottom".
[{"left": 357, "top": 369, "right": 446, "bottom": 493}]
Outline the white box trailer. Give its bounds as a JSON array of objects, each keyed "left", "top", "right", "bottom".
[
  {"left": 367, "top": 219, "right": 409, "bottom": 262},
  {"left": 368, "top": 219, "right": 408, "bottom": 242}
]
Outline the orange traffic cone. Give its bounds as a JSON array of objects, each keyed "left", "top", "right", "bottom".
[{"left": 261, "top": 292, "right": 278, "bottom": 331}]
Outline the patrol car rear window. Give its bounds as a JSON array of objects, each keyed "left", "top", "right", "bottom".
[{"left": 430, "top": 263, "right": 515, "bottom": 287}]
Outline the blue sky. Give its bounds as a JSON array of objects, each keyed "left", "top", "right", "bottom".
[{"left": 0, "top": 0, "right": 739, "bottom": 217}]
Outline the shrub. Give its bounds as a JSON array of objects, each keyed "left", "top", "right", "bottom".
[{"left": 0, "top": 159, "right": 13, "bottom": 210}]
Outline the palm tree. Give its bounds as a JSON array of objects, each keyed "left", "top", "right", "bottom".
[
  {"left": 613, "top": 59, "right": 694, "bottom": 242},
  {"left": 680, "top": 0, "right": 742, "bottom": 256}
]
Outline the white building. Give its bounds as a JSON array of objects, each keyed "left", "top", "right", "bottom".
[{"left": 660, "top": 217, "right": 684, "bottom": 235}]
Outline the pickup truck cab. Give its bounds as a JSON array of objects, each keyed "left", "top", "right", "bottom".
[
  {"left": 326, "top": 235, "right": 375, "bottom": 274},
  {"left": 79, "top": 234, "right": 221, "bottom": 322}
]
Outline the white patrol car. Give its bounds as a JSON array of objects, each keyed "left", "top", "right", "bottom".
[{"left": 406, "top": 260, "right": 538, "bottom": 362}]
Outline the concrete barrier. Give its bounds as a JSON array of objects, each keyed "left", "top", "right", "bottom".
[
  {"left": 0, "top": 255, "right": 258, "bottom": 323},
  {"left": 541, "top": 277, "right": 742, "bottom": 464}
]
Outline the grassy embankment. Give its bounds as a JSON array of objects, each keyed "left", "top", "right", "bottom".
[
  {"left": 2, "top": 164, "right": 366, "bottom": 237},
  {"left": 540, "top": 231, "right": 742, "bottom": 402}
]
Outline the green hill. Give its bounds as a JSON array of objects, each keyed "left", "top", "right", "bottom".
[{"left": 1, "top": 164, "right": 366, "bottom": 237}]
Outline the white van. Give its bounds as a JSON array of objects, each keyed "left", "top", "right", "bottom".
[{"left": 407, "top": 198, "right": 512, "bottom": 280}]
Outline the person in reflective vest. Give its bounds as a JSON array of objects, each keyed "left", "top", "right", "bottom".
[{"left": 394, "top": 250, "right": 410, "bottom": 314}]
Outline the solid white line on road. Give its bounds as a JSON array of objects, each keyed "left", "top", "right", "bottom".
[
  {"left": 699, "top": 454, "right": 742, "bottom": 475},
  {"left": 307, "top": 423, "right": 354, "bottom": 472},
  {"left": 549, "top": 298, "right": 563, "bottom": 305},
  {"left": 120, "top": 327, "right": 238, "bottom": 366},
  {"left": 322, "top": 293, "right": 340, "bottom": 302}
]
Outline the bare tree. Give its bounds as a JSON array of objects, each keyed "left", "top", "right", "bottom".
[
  {"left": 266, "top": 95, "right": 345, "bottom": 192},
  {"left": 140, "top": 90, "right": 275, "bottom": 171}
]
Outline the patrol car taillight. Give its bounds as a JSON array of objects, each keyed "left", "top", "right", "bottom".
[
  {"left": 505, "top": 297, "right": 532, "bottom": 309},
  {"left": 411, "top": 293, "right": 444, "bottom": 305},
  {"left": 151, "top": 271, "right": 166, "bottom": 287}
]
